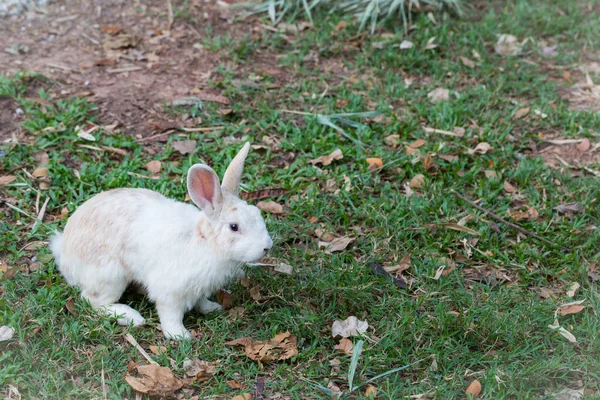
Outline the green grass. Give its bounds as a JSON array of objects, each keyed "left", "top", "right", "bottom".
[{"left": 1, "top": 0, "right": 600, "bottom": 398}]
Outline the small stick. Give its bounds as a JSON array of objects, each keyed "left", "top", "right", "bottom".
[
  {"left": 32, "top": 197, "right": 50, "bottom": 232},
  {"left": 451, "top": 190, "right": 568, "bottom": 251},
  {"left": 166, "top": 0, "right": 174, "bottom": 31},
  {"left": 124, "top": 333, "right": 158, "bottom": 365}
]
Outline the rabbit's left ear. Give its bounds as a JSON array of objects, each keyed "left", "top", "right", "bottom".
[
  {"left": 187, "top": 164, "right": 223, "bottom": 216},
  {"left": 221, "top": 142, "right": 250, "bottom": 196}
]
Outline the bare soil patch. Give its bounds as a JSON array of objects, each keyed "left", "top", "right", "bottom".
[{"left": 0, "top": 0, "right": 294, "bottom": 139}]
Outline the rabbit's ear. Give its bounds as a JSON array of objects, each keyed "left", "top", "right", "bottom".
[
  {"left": 221, "top": 142, "right": 250, "bottom": 196},
  {"left": 187, "top": 165, "right": 223, "bottom": 216}
]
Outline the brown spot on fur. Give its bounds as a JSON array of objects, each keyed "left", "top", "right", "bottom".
[
  {"left": 196, "top": 222, "right": 206, "bottom": 239},
  {"left": 231, "top": 207, "right": 237, "bottom": 212}
]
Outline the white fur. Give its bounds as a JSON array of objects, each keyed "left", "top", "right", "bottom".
[{"left": 50, "top": 144, "right": 273, "bottom": 339}]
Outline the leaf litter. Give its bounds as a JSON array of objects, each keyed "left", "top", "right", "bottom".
[
  {"left": 225, "top": 331, "right": 298, "bottom": 362},
  {"left": 331, "top": 316, "right": 369, "bottom": 338},
  {"left": 309, "top": 148, "right": 343, "bottom": 166}
]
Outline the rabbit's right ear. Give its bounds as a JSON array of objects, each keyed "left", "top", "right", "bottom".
[{"left": 187, "top": 165, "right": 223, "bottom": 216}]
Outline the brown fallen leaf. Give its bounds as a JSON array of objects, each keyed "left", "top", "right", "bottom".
[
  {"left": 459, "top": 56, "right": 475, "bottom": 68},
  {"left": 576, "top": 138, "right": 590, "bottom": 152},
  {"left": 365, "top": 385, "right": 377, "bottom": 397},
  {"left": 65, "top": 297, "right": 78, "bottom": 316},
  {"left": 241, "top": 188, "right": 289, "bottom": 201},
  {"left": 229, "top": 306, "right": 245, "bottom": 318},
  {"left": 509, "top": 207, "right": 538, "bottom": 221},
  {"left": 249, "top": 286, "right": 263, "bottom": 302},
  {"left": 0, "top": 175, "right": 17, "bottom": 185},
  {"left": 513, "top": 107, "right": 530, "bottom": 120},
  {"left": 504, "top": 181, "right": 517, "bottom": 193},
  {"left": 182, "top": 358, "right": 217, "bottom": 381},
  {"left": 366, "top": 157, "right": 383, "bottom": 169},
  {"left": 225, "top": 331, "right": 298, "bottom": 362},
  {"left": 554, "top": 203, "right": 584, "bottom": 214},
  {"left": 172, "top": 140, "right": 197, "bottom": 155},
  {"left": 409, "top": 174, "right": 425, "bottom": 189},
  {"left": 410, "top": 139, "right": 426, "bottom": 148},
  {"left": 422, "top": 154, "right": 436, "bottom": 172},
  {"left": 466, "top": 379, "right": 482, "bottom": 397},
  {"left": 32, "top": 167, "right": 49, "bottom": 178},
  {"left": 494, "top": 34, "right": 523, "bottom": 56},
  {"left": 384, "top": 134, "right": 400, "bottom": 147},
  {"left": 226, "top": 379, "right": 246, "bottom": 390},
  {"left": 427, "top": 87, "right": 450, "bottom": 103},
  {"left": 232, "top": 394, "right": 253, "bottom": 400},
  {"left": 146, "top": 160, "right": 162, "bottom": 174},
  {"left": 566, "top": 282, "right": 580, "bottom": 298},
  {"left": 467, "top": 142, "right": 492, "bottom": 155},
  {"left": 149, "top": 345, "right": 167, "bottom": 355},
  {"left": 319, "top": 236, "right": 355, "bottom": 253},
  {"left": 309, "top": 149, "right": 343, "bottom": 166},
  {"left": 194, "top": 92, "right": 230, "bottom": 105},
  {"left": 101, "top": 25, "right": 124, "bottom": 35},
  {"left": 216, "top": 289, "right": 233, "bottom": 309},
  {"left": 256, "top": 200, "right": 284, "bottom": 214},
  {"left": 125, "top": 364, "right": 186, "bottom": 397},
  {"left": 335, "top": 338, "right": 354, "bottom": 355},
  {"left": 559, "top": 304, "right": 585, "bottom": 316},
  {"left": 384, "top": 254, "right": 411, "bottom": 275}
]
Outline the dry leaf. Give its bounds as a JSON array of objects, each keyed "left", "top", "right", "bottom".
[
  {"left": 309, "top": 149, "right": 343, "bottom": 166},
  {"left": 226, "top": 379, "right": 246, "bottom": 390},
  {"left": 559, "top": 304, "right": 585, "bottom": 316},
  {"left": 274, "top": 263, "right": 293, "bottom": 275},
  {"left": 0, "top": 175, "right": 17, "bottom": 185},
  {"left": 65, "top": 297, "right": 78, "bottom": 315},
  {"left": 194, "top": 92, "right": 230, "bottom": 105},
  {"left": 422, "top": 154, "right": 435, "bottom": 171},
  {"left": 75, "top": 125, "right": 97, "bottom": 141},
  {"left": 384, "top": 254, "right": 411, "bottom": 275},
  {"left": 549, "top": 320, "right": 577, "bottom": 343},
  {"left": 0, "top": 326, "right": 14, "bottom": 342},
  {"left": 32, "top": 167, "right": 49, "bottom": 178},
  {"left": 399, "top": 40, "right": 413, "bottom": 49},
  {"left": 146, "top": 160, "right": 162, "bottom": 174},
  {"left": 514, "top": 107, "right": 530, "bottom": 120},
  {"left": 409, "top": 174, "right": 425, "bottom": 189},
  {"left": 182, "top": 358, "right": 217, "bottom": 381},
  {"left": 576, "top": 139, "right": 590, "bottom": 152},
  {"left": 249, "top": 286, "right": 262, "bottom": 301},
  {"left": 466, "top": 379, "right": 482, "bottom": 397},
  {"left": 468, "top": 142, "right": 492, "bottom": 155},
  {"left": 427, "top": 88, "right": 450, "bottom": 103},
  {"left": 504, "top": 181, "right": 517, "bottom": 193},
  {"left": 232, "top": 393, "right": 253, "bottom": 400},
  {"left": 438, "top": 154, "right": 459, "bottom": 162},
  {"left": 256, "top": 201, "right": 283, "bottom": 214},
  {"left": 173, "top": 140, "right": 197, "bottom": 155},
  {"left": 566, "top": 282, "right": 580, "bottom": 298},
  {"left": 554, "top": 203, "right": 584, "bottom": 214},
  {"left": 410, "top": 139, "right": 426, "bottom": 148},
  {"left": 366, "top": 157, "right": 383, "bottom": 168},
  {"left": 331, "top": 316, "right": 368, "bottom": 338},
  {"left": 229, "top": 306, "right": 245, "bottom": 318},
  {"left": 335, "top": 338, "right": 353, "bottom": 355},
  {"left": 495, "top": 34, "right": 523, "bottom": 56},
  {"left": 125, "top": 364, "right": 186, "bottom": 397},
  {"left": 149, "top": 346, "right": 167, "bottom": 355},
  {"left": 424, "top": 36, "right": 437, "bottom": 50},
  {"left": 319, "top": 236, "right": 355, "bottom": 253},
  {"left": 384, "top": 134, "right": 400, "bottom": 147},
  {"left": 459, "top": 56, "right": 475, "bottom": 68},
  {"left": 225, "top": 331, "right": 298, "bottom": 362},
  {"left": 485, "top": 170, "right": 497, "bottom": 179},
  {"left": 216, "top": 289, "right": 233, "bottom": 308},
  {"left": 365, "top": 385, "right": 377, "bottom": 397}
]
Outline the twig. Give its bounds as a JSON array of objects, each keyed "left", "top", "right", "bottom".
[
  {"left": 166, "top": 0, "right": 174, "bottom": 31},
  {"left": 422, "top": 127, "right": 464, "bottom": 138},
  {"left": 101, "top": 359, "right": 107, "bottom": 400},
  {"left": 46, "top": 62, "right": 76, "bottom": 72},
  {"left": 107, "top": 66, "right": 143, "bottom": 74},
  {"left": 179, "top": 126, "right": 224, "bottom": 133},
  {"left": 124, "top": 333, "right": 158, "bottom": 365},
  {"left": 136, "top": 129, "right": 176, "bottom": 143},
  {"left": 451, "top": 190, "right": 568, "bottom": 251}
]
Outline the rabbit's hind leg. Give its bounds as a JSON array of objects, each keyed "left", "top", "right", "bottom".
[{"left": 79, "top": 261, "right": 146, "bottom": 327}]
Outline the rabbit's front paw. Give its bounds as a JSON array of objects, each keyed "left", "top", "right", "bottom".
[
  {"left": 196, "top": 297, "right": 223, "bottom": 314},
  {"left": 162, "top": 324, "right": 192, "bottom": 340}
]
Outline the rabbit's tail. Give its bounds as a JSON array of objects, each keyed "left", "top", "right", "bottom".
[{"left": 50, "top": 231, "right": 64, "bottom": 267}]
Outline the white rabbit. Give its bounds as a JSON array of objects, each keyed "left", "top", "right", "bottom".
[{"left": 50, "top": 142, "right": 273, "bottom": 339}]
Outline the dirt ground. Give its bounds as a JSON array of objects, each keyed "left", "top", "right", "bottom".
[{"left": 0, "top": 0, "right": 292, "bottom": 139}]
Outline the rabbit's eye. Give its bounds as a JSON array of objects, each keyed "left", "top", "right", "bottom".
[{"left": 229, "top": 223, "right": 239, "bottom": 232}]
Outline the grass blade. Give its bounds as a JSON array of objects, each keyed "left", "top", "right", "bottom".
[
  {"left": 353, "top": 357, "right": 427, "bottom": 391},
  {"left": 347, "top": 339, "right": 364, "bottom": 391}
]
